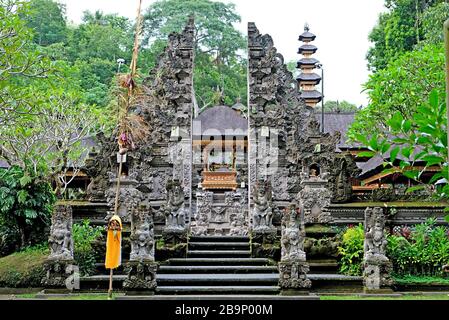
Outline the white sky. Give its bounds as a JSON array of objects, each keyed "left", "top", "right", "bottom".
[{"left": 60, "top": 0, "right": 387, "bottom": 107}]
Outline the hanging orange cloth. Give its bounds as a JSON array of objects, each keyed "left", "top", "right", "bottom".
[{"left": 105, "top": 215, "right": 122, "bottom": 270}]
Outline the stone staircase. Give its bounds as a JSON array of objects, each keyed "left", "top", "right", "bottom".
[
  {"left": 78, "top": 232, "right": 362, "bottom": 294},
  {"left": 157, "top": 236, "right": 280, "bottom": 295}
]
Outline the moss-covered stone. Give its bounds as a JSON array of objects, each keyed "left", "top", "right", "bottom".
[
  {"left": 155, "top": 238, "right": 187, "bottom": 261},
  {"left": 0, "top": 247, "right": 48, "bottom": 288},
  {"left": 251, "top": 241, "right": 281, "bottom": 261}
]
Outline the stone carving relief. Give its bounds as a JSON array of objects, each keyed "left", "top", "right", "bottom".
[
  {"left": 105, "top": 173, "right": 143, "bottom": 223},
  {"left": 251, "top": 179, "right": 275, "bottom": 232},
  {"left": 191, "top": 191, "right": 213, "bottom": 236},
  {"left": 129, "top": 204, "right": 155, "bottom": 262},
  {"left": 162, "top": 179, "right": 188, "bottom": 242},
  {"left": 48, "top": 205, "right": 74, "bottom": 261}
]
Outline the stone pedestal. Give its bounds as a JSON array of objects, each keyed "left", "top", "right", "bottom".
[
  {"left": 363, "top": 258, "right": 393, "bottom": 292},
  {"left": 279, "top": 261, "right": 312, "bottom": 291},
  {"left": 123, "top": 261, "right": 158, "bottom": 295},
  {"left": 42, "top": 259, "right": 78, "bottom": 293}
]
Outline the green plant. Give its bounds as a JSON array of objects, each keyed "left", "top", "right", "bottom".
[
  {"left": 338, "top": 224, "right": 365, "bottom": 276},
  {"left": 387, "top": 219, "right": 449, "bottom": 276},
  {"left": 0, "top": 165, "right": 56, "bottom": 251},
  {"left": 72, "top": 220, "right": 103, "bottom": 276}
]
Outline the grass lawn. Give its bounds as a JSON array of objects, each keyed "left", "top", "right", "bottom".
[{"left": 320, "top": 294, "right": 449, "bottom": 300}]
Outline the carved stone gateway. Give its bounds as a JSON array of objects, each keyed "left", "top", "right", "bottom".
[
  {"left": 363, "top": 207, "right": 393, "bottom": 292},
  {"left": 43, "top": 205, "right": 78, "bottom": 291},
  {"left": 279, "top": 203, "right": 311, "bottom": 291},
  {"left": 124, "top": 204, "right": 157, "bottom": 293}
]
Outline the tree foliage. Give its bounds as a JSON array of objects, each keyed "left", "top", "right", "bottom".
[
  {"left": 353, "top": 90, "right": 448, "bottom": 200},
  {"left": 367, "top": 0, "right": 445, "bottom": 71},
  {"left": 26, "top": 0, "right": 67, "bottom": 46},
  {"left": 142, "top": 0, "right": 247, "bottom": 108},
  {"left": 349, "top": 44, "right": 445, "bottom": 139}
]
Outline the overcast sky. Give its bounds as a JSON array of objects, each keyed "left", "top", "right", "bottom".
[{"left": 60, "top": 0, "right": 387, "bottom": 107}]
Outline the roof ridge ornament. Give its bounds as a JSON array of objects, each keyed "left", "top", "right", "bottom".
[{"left": 304, "top": 23, "right": 310, "bottom": 32}]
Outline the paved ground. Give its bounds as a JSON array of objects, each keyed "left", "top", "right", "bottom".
[{"left": 0, "top": 292, "right": 448, "bottom": 300}]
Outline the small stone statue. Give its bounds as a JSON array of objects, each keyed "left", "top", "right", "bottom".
[
  {"left": 130, "top": 204, "right": 155, "bottom": 262},
  {"left": 364, "top": 207, "right": 388, "bottom": 262},
  {"left": 48, "top": 205, "right": 74, "bottom": 261},
  {"left": 281, "top": 203, "right": 306, "bottom": 262},
  {"left": 363, "top": 207, "right": 393, "bottom": 291}
]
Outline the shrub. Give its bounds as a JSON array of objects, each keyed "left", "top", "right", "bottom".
[
  {"left": 338, "top": 224, "right": 364, "bottom": 276},
  {"left": 387, "top": 219, "right": 449, "bottom": 276},
  {"left": 0, "top": 166, "right": 56, "bottom": 251},
  {"left": 72, "top": 220, "right": 103, "bottom": 276},
  {"left": 0, "top": 244, "right": 48, "bottom": 288}
]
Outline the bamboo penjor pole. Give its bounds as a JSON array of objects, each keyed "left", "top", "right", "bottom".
[{"left": 107, "top": 0, "right": 143, "bottom": 300}]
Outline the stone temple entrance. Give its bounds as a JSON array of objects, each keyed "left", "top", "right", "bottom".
[
  {"left": 52, "top": 17, "right": 384, "bottom": 296},
  {"left": 191, "top": 105, "right": 249, "bottom": 236}
]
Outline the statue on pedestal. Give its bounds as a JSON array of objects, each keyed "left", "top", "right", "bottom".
[
  {"left": 279, "top": 203, "right": 311, "bottom": 290},
  {"left": 363, "top": 207, "right": 393, "bottom": 291}
]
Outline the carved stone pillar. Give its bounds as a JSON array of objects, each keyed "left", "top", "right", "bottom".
[
  {"left": 278, "top": 203, "right": 311, "bottom": 292},
  {"left": 43, "top": 205, "right": 78, "bottom": 292},
  {"left": 162, "top": 180, "right": 188, "bottom": 244},
  {"left": 363, "top": 207, "right": 393, "bottom": 292},
  {"left": 124, "top": 204, "right": 157, "bottom": 294}
]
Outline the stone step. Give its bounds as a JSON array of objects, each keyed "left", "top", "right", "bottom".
[
  {"left": 156, "top": 286, "right": 280, "bottom": 295},
  {"left": 308, "top": 273, "right": 363, "bottom": 293},
  {"left": 167, "top": 258, "right": 275, "bottom": 266},
  {"left": 157, "top": 273, "right": 279, "bottom": 286},
  {"left": 308, "top": 259, "right": 339, "bottom": 273},
  {"left": 159, "top": 265, "right": 278, "bottom": 274},
  {"left": 187, "top": 250, "right": 251, "bottom": 258},
  {"left": 79, "top": 275, "right": 126, "bottom": 291},
  {"left": 189, "top": 236, "right": 249, "bottom": 243},
  {"left": 188, "top": 242, "right": 250, "bottom": 250}
]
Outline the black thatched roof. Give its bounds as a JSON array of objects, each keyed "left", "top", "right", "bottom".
[
  {"left": 297, "top": 58, "right": 319, "bottom": 67},
  {"left": 301, "top": 90, "right": 323, "bottom": 100},
  {"left": 297, "top": 72, "right": 322, "bottom": 83},
  {"left": 193, "top": 105, "right": 247, "bottom": 137},
  {"left": 298, "top": 44, "right": 318, "bottom": 54},
  {"left": 299, "top": 31, "right": 316, "bottom": 42},
  {"left": 314, "top": 112, "right": 362, "bottom": 153}
]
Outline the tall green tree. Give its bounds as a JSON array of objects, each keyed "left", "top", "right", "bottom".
[
  {"left": 349, "top": 43, "right": 445, "bottom": 139},
  {"left": 26, "top": 0, "right": 67, "bottom": 46},
  {"left": 142, "top": 0, "right": 247, "bottom": 108},
  {"left": 367, "top": 0, "right": 444, "bottom": 71}
]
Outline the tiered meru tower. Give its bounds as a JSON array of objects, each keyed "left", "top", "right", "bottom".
[{"left": 296, "top": 24, "right": 322, "bottom": 108}]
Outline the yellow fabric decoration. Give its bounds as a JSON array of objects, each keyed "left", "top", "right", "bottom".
[{"left": 105, "top": 215, "right": 122, "bottom": 270}]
